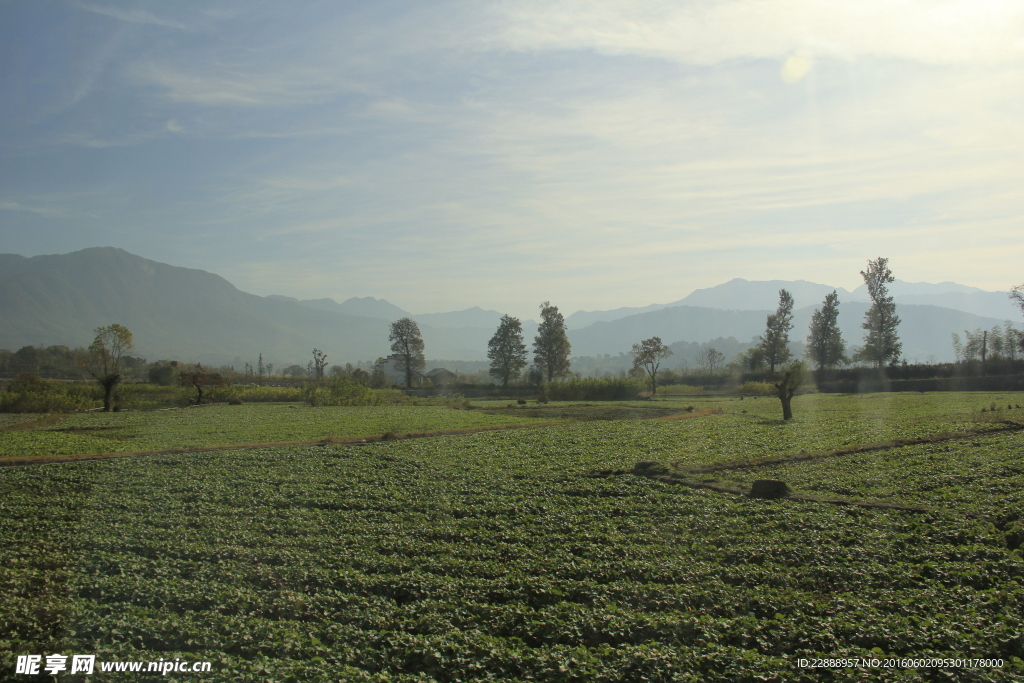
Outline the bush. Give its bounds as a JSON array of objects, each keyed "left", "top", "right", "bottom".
[
  {"left": 304, "top": 378, "right": 402, "bottom": 407},
  {"left": 655, "top": 384, "right": 705, "bottom": 396},
  {"left": 0, "top": 377, "right": 97, "bottom": 413},
  {"left": 209, "top": 385, "right": 303, "bottom": 403},
  {"left": 539, "top": 377, "right": 647, "bottom": 401},
  {"left": 738, "top": 381, "right": 777, "bottom": 396}
]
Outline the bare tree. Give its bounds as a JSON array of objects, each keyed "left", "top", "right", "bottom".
[
  {"left": 389, "top": 318, "right": 425, "bottom": 388},
  {"left": 1011, "top": 284, "right": 1024, "bottom": 316},
  {"left": 87, "top": 324, "right": 134, "bottom": 412},
  {"left": 631, "top": 337, "right": 672, "bottom": 395},
  {"left": 697, "top": 347, "right": 725, "bottom": 376},
  {"left": 312, "top": 348, "right": 328, "bottom": 382}
]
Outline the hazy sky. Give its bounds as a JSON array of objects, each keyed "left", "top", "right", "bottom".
[{"left": 2, "top": 1, "right": 1022, "bottom": 318}]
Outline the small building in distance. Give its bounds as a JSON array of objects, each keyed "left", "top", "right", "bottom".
[{"left": 425, "top": 367, "right": 457, "bottom": 387}]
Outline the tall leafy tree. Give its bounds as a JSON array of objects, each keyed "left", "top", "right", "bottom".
[
  {"left": 533, "top": 301, "right": 571, "bottom": 382},
  {"left": 87, "top": 324, "right": 134, "bottom": 412},
  {"left": 389, "top": 318, "right": 425, "bottom": 388},
  {"left": 854, "top": 257, "right": 901, "bottom": 369},
  {"left": 758, "top": 289, "right": 794, "bottom": 373},
  {"left": 487, "top": 315, "right": 528, "bottom": 387},
  {"left": 631, "top": 337, "right": 672, "bottom": 395},
  {"left": 805, "top": 290, "right": 846, "bottom": 372}
]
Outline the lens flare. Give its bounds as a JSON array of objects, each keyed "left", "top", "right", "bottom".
[{"left": 781, "top": 51, "right": 814, "bottom": 83}]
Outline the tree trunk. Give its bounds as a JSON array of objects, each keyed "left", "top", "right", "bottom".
[
  {"left": 101, "top": 375, "right": 118, "bottom": 412},
  {"left": 780, "top": 394, "right": 793, "bottom": 420}
]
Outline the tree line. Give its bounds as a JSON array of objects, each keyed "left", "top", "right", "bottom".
[{"left": 7, "top": 258, "right": 1024, "bottom": 412}]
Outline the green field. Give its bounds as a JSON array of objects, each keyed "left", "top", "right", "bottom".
[{"left": 2, "top": 392, "right": 1024, "bottom": 681}]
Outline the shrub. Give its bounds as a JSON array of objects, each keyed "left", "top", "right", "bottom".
[
  {"left": 304, "top": 377, "right": 402, "bottom": 407},
  {"left": 738, "top": 381, "right": 777, "bottom": 397},
  {"left": 539, "top": 377, "right": 647, "bottom": 401},
  {"left": 0, "top": 377, "right": 97, "bottom": 413},
  {"left": 655, "top": 384, "right": 705, "bottom": 396}
]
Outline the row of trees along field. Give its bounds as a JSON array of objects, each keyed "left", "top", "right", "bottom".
[
  {"left": 5, "top": 259, "right": 1024, "bottom": 411},
  {"left": 381, "top": 301, "right": 574, "bottom": 389}
]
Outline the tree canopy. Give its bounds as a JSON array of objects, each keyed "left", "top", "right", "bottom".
[
  {"left": 389, "top": 318, "right": 425, "bottom": 389},
  {"left": 533, "top": 301, "right": 571, "bottom": 382},
  {"left": 758, "top": 289, "right": 794, "bottom": 373},
  {"left": 854, "top": 257, "right": 901, "bottom": 369},
  {"left": 488, "top": 315, "right": 528, "bottom": 387},
  {"left": 87, "top": 324, "right": 134, "bottom": 411},
  {"left": 805, "top": 290, "right": 846, "bottom": 372},
  {"left": 631, "top": 337, "right": 672, "bottom": 395}
]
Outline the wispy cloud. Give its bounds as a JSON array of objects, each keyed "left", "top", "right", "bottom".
[
  {"left": 130, "top": 62, "right": 350, "bottom": 107},
  {"left": 0, "top": 201, "right": 74, "bottom": 218},
  {"left": 486, "top": 0, "right": 1024, "bottom": 66},
  {"left": 72, "top": 1, "right": 190, "bottom": 30}
]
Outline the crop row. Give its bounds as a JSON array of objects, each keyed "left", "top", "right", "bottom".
[{"left": 3, "top": 436, "right": 1023, "bottom": 681}]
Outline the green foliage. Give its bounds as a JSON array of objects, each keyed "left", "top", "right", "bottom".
[
  {"left": 3, "top": 412, "right": 1023, "bottom": 680},
  {"left": 855, "top": 257, "right": 902, "bottom": 369},
  {"left": 0, "top": 376, "right": 96, "bottom": 413},
  {"left": 147, "top": 361, "right": 178, "bottom": 385},
  {"left": 631, "top": 337, "right": 672, "bottom": 395},
  {"left": 653, "top": 384, "right": 705, "bottom": 396},
  {"left": 304, "top": 376, "right": 397, "bottom": 407},
  {"left": 540, "top": 377, "right": 647, "bottom": 401},
  {"left": 758, "top": 289, "right": 794, "bottom": 373},
  {"left": 390, "top": 318, "right": 426, "bottom": 388},
  {"left": 88, "top": 323, "right": 135, "bottom": 411},
  {"left": 533, "top": 301, "right": 571, "bottom": 382},
  {"left": 488, "top": 314, "right": 529, "bottom": 387},
  {"left": 738, "top": 381, "right": 777, "bottom": 396},
  {"left": 805, "top": 290, "right": 847, "bottom": 371}
]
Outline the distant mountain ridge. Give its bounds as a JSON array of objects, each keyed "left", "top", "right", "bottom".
[
  {"left": 0, "top": 248, "right": 1016, "bottom": 365},
  {"left": 566, "top": 278, "right": 1019, "bottom": 324}
]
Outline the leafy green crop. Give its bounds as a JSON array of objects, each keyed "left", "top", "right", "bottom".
[
  {"left": 3, "top": 424, "right": 1024, "bottom": 680},
  {"left": 2, "top": 391, "right": 1023, "bottom": 681}
]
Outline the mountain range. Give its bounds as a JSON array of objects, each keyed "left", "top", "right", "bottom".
[{"left": 0, "top": 248, "right": 1017, "bottom": 367}]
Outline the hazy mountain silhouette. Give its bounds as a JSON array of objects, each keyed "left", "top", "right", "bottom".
[
  {"left": 568, "top": 278, "right": 1018, "bottom": 323},
  {"left": 0, "top": 248, "right": 1014, "bottom": 365}
]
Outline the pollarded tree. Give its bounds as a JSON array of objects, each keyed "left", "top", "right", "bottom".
[
  {"left": 854, "top": 257, "right": 901, "bottom": 369},
  {"left": 533, "top": 301, "right": 571, "bottom": 382},
  {"left": 389, "top": 318, "right": 425, "bottom": 389},
  {"left": 758, "top": 289, "right": 794, "bottom": 373},
  {"left": 774, "top": 361, "right": 805, "bottom": 421},
  {"left": 488, "top": 315, "right": 528, "bottom": 388},
  {"left": 631, "top": 337, "right": 672, "bottom": 395},
  {"left": 87, "top": 324, "right": 134, "bottom": 411},
  {"left": 805, "top": 290, "right": 847, "bottom": 372}
]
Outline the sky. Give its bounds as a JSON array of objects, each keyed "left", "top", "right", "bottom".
[{"left": 1, "top": 0, "right": 1022, "bottom": 319}]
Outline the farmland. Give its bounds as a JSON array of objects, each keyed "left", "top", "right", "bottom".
[{"left": 2, "top": 392, "right": 1024, "bottom": 680}]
